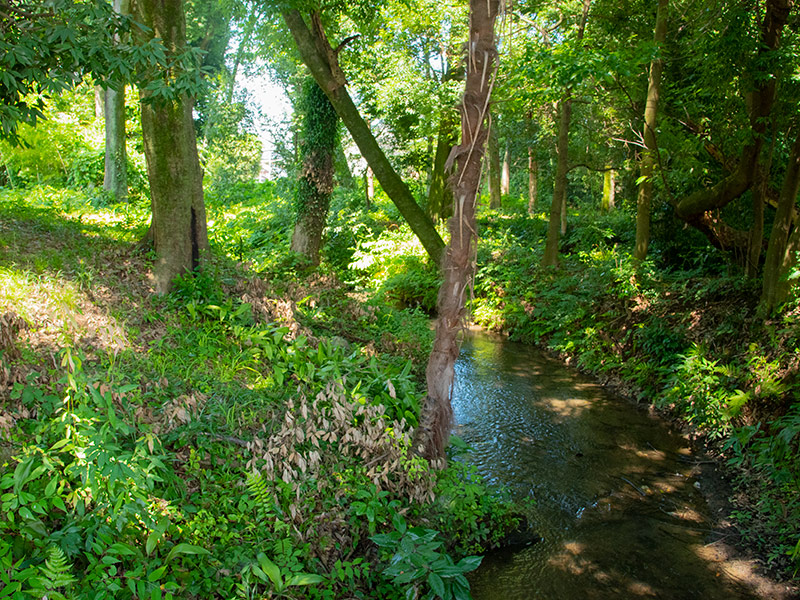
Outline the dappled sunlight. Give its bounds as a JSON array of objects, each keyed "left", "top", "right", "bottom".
[{"left": 459, "top": 331, "right": 790, "bottom": 600}]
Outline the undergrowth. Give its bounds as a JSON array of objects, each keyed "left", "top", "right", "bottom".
[{"left": 0, "top": 186, "right": 519, "bottom": 599}]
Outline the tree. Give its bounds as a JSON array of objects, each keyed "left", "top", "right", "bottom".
[
  {"left": 132, "top": 0, "right": 209, "bottom": 294},
  {"left": 415, "top": 0, "right": 499, "bottom": 461},
  {"left": 103, "top": 0, "right": 131, "bottom": 203},
  {"left": 633, "top": 0, "right": 667, "bottom": 262},
  {"left": 281, "top": 9, "right": 446, "bottom": 265},
  {"left": 542, "top": 0, "right": 591, "bottom": 267},
  {"left": 290, "top": 78, "right": 338, "bottom": 266},
  {"left": 761, "top": 127, "right": 800, "bottom": 311},
  {"left": 670, "top": 0, "right": 791, "bottom": 252}
]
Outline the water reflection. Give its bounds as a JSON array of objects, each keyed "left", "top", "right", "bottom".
[{"left": 453, "top": 330, "right": 761, "bottom": 600}]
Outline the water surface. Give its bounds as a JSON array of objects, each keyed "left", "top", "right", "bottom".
[{"left": 453, "top": 329, "right": 761, "bottom": 600}]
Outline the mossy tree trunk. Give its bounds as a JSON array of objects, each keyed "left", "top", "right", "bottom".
[
  {"left": 415, "top": 0, "right": 499, "bottom": 462},
  {"left": 428, "top": 108, "right": 458, "bottom": 222},
  {"left": 528, "top": 147, "right": 538, "bottom": 214},
  {"left": 133, "top": 0, "right": 209, "bottom": 294},
  {"left": 602, "top": 168, "right": 615, "bottom": 211},
  {"left": 290, "top": 78, "right": 338, "bottom": 266},
  {"left": 488, "top": 125, "right": 502, "bottom": 209}
]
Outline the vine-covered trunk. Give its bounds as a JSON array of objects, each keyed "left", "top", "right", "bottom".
[
  {"left": 282, "top": 10, "right": 445, "bottom": 265},
  {"left": 134, "top": 0, "right": 208, "bottom": 294},
  {"left": 634, "top": 0, "right": 668, "bottom": 262},
  {"left": 290, "top": 79, "right": 338, "bottom": 266},
  {"left": 415, "top": 0, "right": 499, "bottom": 461}
]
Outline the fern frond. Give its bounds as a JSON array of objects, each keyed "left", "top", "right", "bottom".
[{"left": 39, "top": 545, "right": 77, "bottom": 590}]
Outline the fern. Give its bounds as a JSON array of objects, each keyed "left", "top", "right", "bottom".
[
  {"left": 245, "top": 471, "right": 275, "bottom": 524},
  {"left": 35, "top": 545, "right": 76, "bottom": 598}
]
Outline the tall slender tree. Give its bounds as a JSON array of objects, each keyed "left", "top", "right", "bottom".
[
  {"left": 103, "top": 0, "right": 130, "bottom": 202},
  {"left": 633, "top": 0, "right": 667, "bottom": 262},
  {"left": 542, "top": 0, "right": 591, "bottom": 267},
  {"left": 415, "top": 0, "right": 499, "bottom": 461}
]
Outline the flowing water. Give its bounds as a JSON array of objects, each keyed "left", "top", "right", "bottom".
[{"left": 452, "top": 329, "right": 770, "bottom": 600}]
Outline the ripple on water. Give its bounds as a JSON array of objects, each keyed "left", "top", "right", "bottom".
[{"left": 453, "top": 330, "right": 765, "bottom": 600}]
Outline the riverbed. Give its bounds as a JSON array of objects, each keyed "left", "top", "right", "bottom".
[{"left": 452, "top": 329, "right": 792, "bottom": 600}]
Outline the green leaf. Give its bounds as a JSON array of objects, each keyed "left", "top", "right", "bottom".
[
  {"left": 286, "top": 573, "right": 324, "bottom": 587},
  {"left": 256, "top": 553, "right": 282, "bottom": 588},
  {"left": 428, "top": 572, "right": 445, "bottom": 598},
  {"left": 148, "top": 565, "right": 167, "bottom": 582},
  {"left": 165, "top": 543, "right": 210, "bottom": 562},
  {"left": 455, "top": 556, "right": 482, "bottom": 572}
]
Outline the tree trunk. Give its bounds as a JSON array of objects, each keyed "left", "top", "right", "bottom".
[
  {"left": 488, "top": 125, "right": 502, "bottom": 209},
  {"left": 634, "top": 0, "right": 668, "bottom": 262},
  {"left": 501, "top": 143, "right": 510, "bottom": 196},
  {"left": 94, "top": 86, "right": 105, "bottom": 119},
  {"left": 365, "top": 167, "right": 374, "bottom": 209},
  {"left": 334, "top": 139, "right": 355, "bottom": 189},
  {"left": 542, "top": 0, "right": 590, "bottom": 267},
  {"left": 416, "top": 0, "right": 499, "bottom": 462},
  {"left": 282, "top": 10, "right": 445, "bottom": 265},
  {"left": 291, "top": 79, "right": 338, "bottom": 266},
  {"left": 133, "top": 0, "right": 209, "bottom": 294},
  {"left": 602, "top": 168, "right": 616, "bottom": 211},
  {"left": 761, "top": 128, "right": 800, "bottom": 312},
  {"left": 543, "top": 99, "right": 572, "bottom": 266},
  {"left": 528, "top": 147, "right": 538, "bottom": 214},
  {"left": 103, "top": 0, "right": 129, "bottom": 203},
  {"left": 428, "top": 108, "right": 458, "bottom": 221},
  {"left": 103, "top": 86, "right": 128, "bottom": 202}
]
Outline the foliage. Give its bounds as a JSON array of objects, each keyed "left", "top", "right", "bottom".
[
  {"left": 371, "top": 514, "right": 481, "bottom": 600},
  {"left": 0, "top": 0, "right": 208, "bottom": 144}
]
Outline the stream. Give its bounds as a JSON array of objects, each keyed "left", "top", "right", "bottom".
[{"left": 452, "top": 329, "right": 775, "bottom": 600}]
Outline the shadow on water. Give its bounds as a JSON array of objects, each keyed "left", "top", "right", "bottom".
[{"left": 453, "top": 329, "right": 769, "bottom": 600}]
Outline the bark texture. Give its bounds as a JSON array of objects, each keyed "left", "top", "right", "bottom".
[
  {"left": 134, "top": 0, "right": 208, "bottom": 294},
  {"left": 103, "top": 85, "right": 128, "bottom": 201},
  {"left": 761, "top": 128, "right": 800, "bottom": 311},
  {"left": 282, "top": 9, "right": 445, "bottom": 265},
  {"left": 634, "top": 0, "right": 667, "bottom": 261},
  {"left": 415, "top": 0, "right": 499, "bottom": 461}
]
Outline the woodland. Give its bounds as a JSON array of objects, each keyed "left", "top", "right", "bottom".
[{"left": 1, "top": 0, "right": 800, "bottom": 598}]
